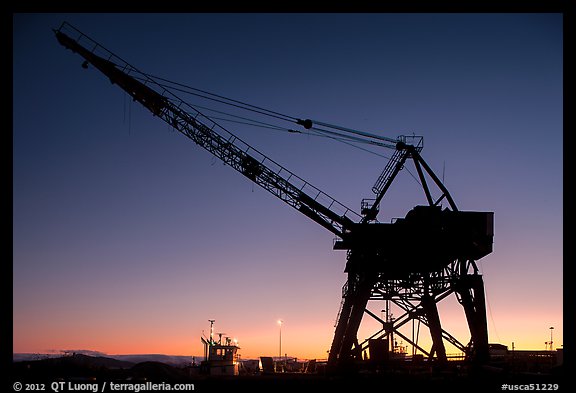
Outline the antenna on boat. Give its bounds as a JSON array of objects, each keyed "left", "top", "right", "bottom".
[
  {"left": 217, "top": 332, "right": 226, "bottom": 345},
  {"left": 208, "top": 319, "right": 215, "bottom": 344}
]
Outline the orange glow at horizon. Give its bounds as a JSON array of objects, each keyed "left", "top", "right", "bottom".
[{"left": 14, "top": 310, "right": 563, "bottom": 359}]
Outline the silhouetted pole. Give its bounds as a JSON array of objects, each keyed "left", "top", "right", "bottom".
[{"left": 278, "top": 320, "right": 283, "bottom": 360}]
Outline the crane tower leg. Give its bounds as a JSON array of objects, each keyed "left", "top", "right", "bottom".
[
  {"left": 455, "top": 273, "right": 490, "bottom": 363},
  {"left": 421, "top": 294, "right": 447, "bottom": 363},
  {"left": 328, "top": 272, "right": 378, "bottom": 371}
]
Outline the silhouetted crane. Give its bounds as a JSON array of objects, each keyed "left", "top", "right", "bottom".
[{"left": 54, "top": 22, "right": 494, "bottom": 371}]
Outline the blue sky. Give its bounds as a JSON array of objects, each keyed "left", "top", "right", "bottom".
[{"left": 13, "top": 13, "right": 562, "bottom": 358}]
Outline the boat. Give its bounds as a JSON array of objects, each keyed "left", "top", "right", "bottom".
[{"left": 199, "top": 320, "right": 240, "bottom": 376}]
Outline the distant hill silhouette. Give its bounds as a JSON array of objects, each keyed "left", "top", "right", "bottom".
[
  {"left": 65, "top": 353, "right": 135, "bottom": 369},
  {"left": 14, "top": 352, "right": 197, "bottom": 366},
  {"left": 11, "top": 353, "right": 196, "bottom": 382},
  {"left": 12, "top": 353, "right": 134, "bottom": 380},
  {"left": 112, "top": 354, "right": 196, "bottom": 366}
]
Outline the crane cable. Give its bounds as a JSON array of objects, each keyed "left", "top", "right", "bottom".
[
  {"left": 141, "top": 73, "right": 297, "bottom": 123},
  {"left": 157, "top": 89, "right": 393, "bottom": 159},
  {"left": 136, "top": 71, "right": 423, "bottom": 186},
  {"left": 136, "top": 72, "right": 401, "bottom": 149}
]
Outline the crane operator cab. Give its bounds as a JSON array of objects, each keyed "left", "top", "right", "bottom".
[{"left": 334, "top": 205, "right": 494, "bottom": 276}]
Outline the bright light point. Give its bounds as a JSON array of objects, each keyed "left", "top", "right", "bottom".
[{"left": 277, "top": 319, "right": 283, "bottom": 325}]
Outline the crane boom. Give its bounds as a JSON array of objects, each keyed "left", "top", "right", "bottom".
[{"left": 54, "top": 22, "right": 360, "bottom": 237}]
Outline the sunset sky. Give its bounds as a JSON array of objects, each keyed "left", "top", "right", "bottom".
[{"left": 13, "top": 13, "right": 563, "bottom": 360}]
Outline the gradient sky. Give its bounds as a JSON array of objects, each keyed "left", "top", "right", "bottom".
[{"left": 13, "top": 13, "right": 563, "bottom": 360}]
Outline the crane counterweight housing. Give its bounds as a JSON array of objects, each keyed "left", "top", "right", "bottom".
[
  {"left": 336, "top": 206, "right": 494, "bottom": 275},
  {"left": 53, "top": 21, "right": 495, "bottom": 372}
]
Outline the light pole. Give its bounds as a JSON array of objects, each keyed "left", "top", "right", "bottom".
[
  {"left": 549, "top": 326, "right": 554, "bottom": 351},
  {"left": 278, "top": 320, "right": 283, "bottom": 361}
]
